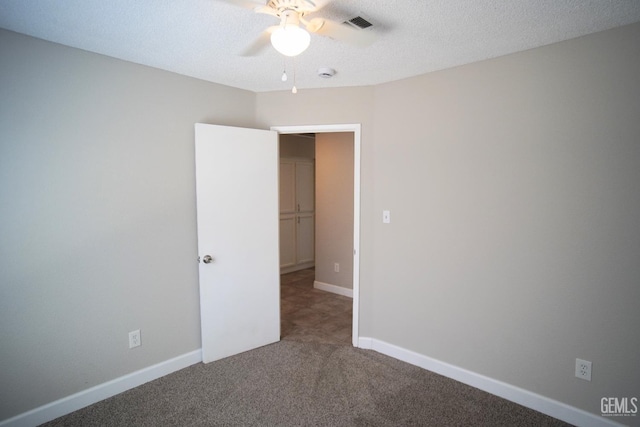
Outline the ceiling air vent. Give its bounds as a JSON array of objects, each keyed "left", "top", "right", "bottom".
[{"left": 345, "top": 16, "right": 373, "bottom": 29}]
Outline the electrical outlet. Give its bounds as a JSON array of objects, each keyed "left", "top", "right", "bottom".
[
  {"left": 575, "top": 358, "right": 592, "bottom": 381},
  {"left": 129, "top": 329, "right": 141, "bottom": 349},
  {"left": 334, "top": 263, "right": 340, "bottom": 273}
]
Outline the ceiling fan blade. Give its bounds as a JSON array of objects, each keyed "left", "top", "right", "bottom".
[
  {"left": 214, "top": 0, "right": 265, "bottom": 10},
  {"left": 215, "top": 0, "right": 280, "bottom": 19},
  {"left": 308, "top": 0, "right": 331, "bottom": 12},
  {"left": 254, "top": 5, "right": 279, "bottom": 17},
  {"left": 306, "top": 18, "right": 375, "bottom": 47},
  {"left": 239, "top": 26, "right": 278, "bottom": 56}
]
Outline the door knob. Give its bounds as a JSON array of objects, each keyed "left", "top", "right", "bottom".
[{"left": 203, "top": 255, "right": 214, "bottom": 264}]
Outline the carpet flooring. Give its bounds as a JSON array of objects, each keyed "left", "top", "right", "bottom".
[
  {"left": 42, "top": 270, "right": 572, "bottom": 426},
  {"left": 42, "top": 340, "right": 571, "bottom": 426}
]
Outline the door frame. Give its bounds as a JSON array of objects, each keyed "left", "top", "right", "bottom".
[{"left": 271, "top": 124, "right": 361, "bottom": 347}]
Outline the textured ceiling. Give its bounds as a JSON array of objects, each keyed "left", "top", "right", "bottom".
[{"left": 1, "top": 0, "right": 640, "bottom": 93}]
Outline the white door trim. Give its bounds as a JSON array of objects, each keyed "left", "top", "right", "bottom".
[{"left": 271, "top": 124, "right": 361, "bottom": 347}]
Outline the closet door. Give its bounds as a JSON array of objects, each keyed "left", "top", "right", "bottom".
[
  {"left": 295, "top": 161, "right": 314, "bottom": 213},
  {"left": 279, "top": 160, "right": 296, "bottom": 213},
  {"left": 279, "top": 214, "right": 296, "bottom": 269},
  {"left": 296, "top": 212, "right": 315, "bottom": 265}
]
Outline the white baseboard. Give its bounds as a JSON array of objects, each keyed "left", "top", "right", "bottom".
[
  {"left": 4, "top": 341, "right": 623, "bottom": 427},
  {"left": 357, "top": 337, "right": 623, "bottom": 427},
  {"left": 0, "top": 349, "right": 202, "bottom": 427},
  {"left": 313, "top": 280, "right": 353, "bottom": 298},
  {"left": 280, "top": 262, "right": 315, "bottom": 275},
  {"left": 357, "top": 337, "right": 373, "bottom": 350}
]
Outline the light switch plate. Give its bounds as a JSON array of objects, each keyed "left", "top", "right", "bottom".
[{"left": 383, "top": 210, "right": 391, "bottom": 223}]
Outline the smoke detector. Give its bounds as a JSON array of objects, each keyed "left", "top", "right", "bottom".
[{"left": 318, "top": 67, "right": 336, "bottom": 78}]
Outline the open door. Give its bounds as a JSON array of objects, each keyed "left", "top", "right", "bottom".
[{"left": 195, "top": 123, "right": 280, "bottom": 363}]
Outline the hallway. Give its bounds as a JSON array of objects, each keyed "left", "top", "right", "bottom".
[{"left": 280, "top": 268, "right": 352, "bottom": 345}]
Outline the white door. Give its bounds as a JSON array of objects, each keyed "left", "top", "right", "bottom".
[{"left": 195, "top": 123, "right": 280, "bottom": 363}]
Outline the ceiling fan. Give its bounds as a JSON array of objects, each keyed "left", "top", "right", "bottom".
[{"left": 221, "top": 0, "right": 376, "bottom": 57}]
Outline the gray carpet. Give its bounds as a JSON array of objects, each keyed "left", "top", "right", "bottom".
[{"left": 43, "top": 341, "right": 571, "bottom": 426}]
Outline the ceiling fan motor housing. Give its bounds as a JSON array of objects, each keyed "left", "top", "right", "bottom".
[{"left": 267, "top": 0, "right": 316, "bottom": 16}]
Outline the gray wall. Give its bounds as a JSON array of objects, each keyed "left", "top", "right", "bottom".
[
  {"left": 258, "top": 23, "right": 640, "bottom": 419},
  {"left": 2, "top": 20, "right": 640, "bottom": 423},
  {"left": 0, "top": 29, "right": 255, "bottom": 420},
  {"left": 369, "top": 23, "right": 640, "bottom": 415},
  {"left": 315, "top": 132, "right": 354, "bottom": 289}
]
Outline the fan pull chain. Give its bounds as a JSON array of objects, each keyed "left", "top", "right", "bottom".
[
  {"left": 279, "top": 58, "right": 298, "bottom": 94},
  {"left": 281, "top": 57, "right": 288, "bottom": 81},
  {"left": 292, "top": 57, "right": 298, "bottom": 94}
]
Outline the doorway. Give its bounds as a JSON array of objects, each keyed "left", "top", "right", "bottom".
[{"left": 273, "top": 124, "right": 361, "bottom": 346}]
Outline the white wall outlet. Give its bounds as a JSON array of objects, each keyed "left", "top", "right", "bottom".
[
  {"left": 575, "top": 358, "right": 592, "bottom": 381},
  {"left": 334, "top": 263, "right": 340, "bottom": 273},
  {"left": 129, "top": 329, "right": 141, "bottom": 349},
  {"left": 383, "top": 210, "right": 391, "bottom": 224}
]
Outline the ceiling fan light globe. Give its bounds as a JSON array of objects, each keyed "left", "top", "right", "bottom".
[{"left": 270, "top": 25, "right": 310, "bottom": 57}]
